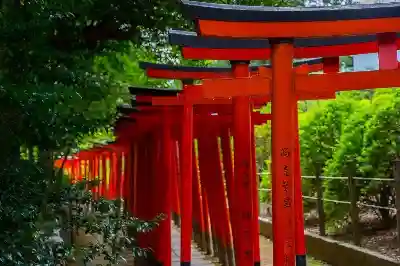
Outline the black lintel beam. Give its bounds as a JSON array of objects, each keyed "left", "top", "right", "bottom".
[
  {"left": 169, "top": 29, "right": 400, "bottom": 49},
  {"left": 117, "top": 105, "right": 140, "bottom": 115},
  {"left": 129, "top": 86, "right": 181, "bottom": 96},
  {"left": 180, "top": 0, "right": 400, "bottom": 23},
  {"left": 139, "top": 61, "right": 231, "bottom": 72}
]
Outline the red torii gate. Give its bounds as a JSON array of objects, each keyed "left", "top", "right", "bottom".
[
  {"left": 57, "top": 48, "right": 390, "bottom": 266},
  {"left": 164, "top": 36, "right": 337, "bottom": 266},
  {"left": 55, "top": 142, "right": 126, "bottom": 201},
  {"left": 139, "top": 59, "right": 333, "bottom": 266},
  {"left": 136, "top": 64, "right": 273, "bottom": 266},
  {"left": 173, "top": 1, "right": 400, "bottom": 266},
  {"left": 169, "top": 29, "right": 400, "bottom": 65},
  {"left": 128, "top": 86, "right": 272, "bottom": 266},
  {"left": 55, "top": 3, "right": 400, "bottom": 266},
  {"left": 166, "top": 30, "right": 399, "bottom": 265}
]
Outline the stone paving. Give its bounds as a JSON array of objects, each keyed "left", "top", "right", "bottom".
[
  {"left": 171, "top": 225, "right": 215, "bottom": 266},
  {"left": 171, "top": 224, "right": 274, "bottom": 266},
  {"left": 87, "top": 224, "right": 274, "bottom": 265},
  {"left": 259, "top": 234, "right": 274, "bottom": 266}
]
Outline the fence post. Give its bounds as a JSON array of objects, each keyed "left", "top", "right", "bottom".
[
  {"left": 393, "top": 159, "right": 400, "bottom": 244},
  {"left": 315, "top": 168, "right": 326, "bottom": 236},
  {"left": 348, "top": 175, "right": 361, "bottom": 245}
]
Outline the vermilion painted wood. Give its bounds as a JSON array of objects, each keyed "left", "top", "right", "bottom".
[
  {"left": 72, "top": 159, "right": 77, "bottom": 181},
  {"left": 175, "top": 114, "right": 270, "bottom": 141},
  {"left": 120, "top": 152, "right": 126, "bottom": 201},
  {"left": 306, "top": 63, "right": 324, "bottom": 73},
  {"left": 295, "top": 41, "right": 381, "bottom": 58},
  {"left": 88, "top": 157, "right": 93, "bottom": 185},
  {"left": 107, "top": 153, "right": 111, "bottom": 198},
  {"left": 78, "top": 159, "right": 82, "bottom": 181},
  {"left": 151, "top": 95, "right": 256, "bottom": 106},
  {"left": 192, "top": 147, "right": 200, "bottom": 232},
  {"left": 86, "top": 159, "right": 89, "bottom": 181},
  {"left": 89, "top": 153, "right": 95, "bottom": 197},
  {"left": 200, "top": 76, "right": 269, "bottom": 98},
  {"left": 203, "top": 133, "right": 232, "bottom": 265},
  {"left": 295, "top": 68, "right": 400, "bottom": 92},
  {"left": 220, "top": 127, "right": 236, "bottom": 258},
  {"left": 231, "top": 62, "right": 254, "bottom": 266},
  {"left": 142, "top": 64, "right": 266, "bottom": 80},
  {"left": 74, "top": 159, "right": 80, "bottom": 181},
  {"left": 158, "top": 109, "right": 173, "bottom": 266},
  {"left": 182, "top": 47, "right": 271, "bottom": 60},
  {"left": 180, "top": 102, "right": 194, "bottom": 266},
  {"left": 123, "top": 145, "right": 132, "bottom": 212},
  {"left": 101, "top": 153, "right": 107, "bottom": 197},
  {"left": 119, "top": 113, "right": 271, "bottom": 142},
  {"left": 105, "top": 153, "right": 110, "bottom": 197},
  {"left": 195, "top": 104, "right": 261, "bottom": 114},
  {"left": 157, "top": 135, "right": 169, "bottom": 262},
  {"left": 192, "top": 146, "right": 206, "bottom": 250},
  {"left": 91, "top": 156, "right": 97, "bottom": 193},
  {"left": 195, "top": 18, "right": 400, "bottom": 38},
  {"left": 135, "top": 141, "right": 148, "bottom": 248},
  {"left": 215, "top": 137, "right": 234, "bottom": 266},
  {"left": 63, "top": 163, "right": 70, "bottom": 179},
  {"left": 200, "top": 174, "right": 212, "bottom": 255},
  {"left": 134, "top": 102, "right": 268, "bottom": 113},
  {"left": 197, "top": 135, "right": 223, "bottom": 262},
  {"left": 83, "top": 159, "right": 88, "bottom": 181},
  {"left": 133, "top": 143, "right": 143, "bottom": 218},
  {"left": 294, "top": 64, "right": 310, "bottom": 265},
  {"left": 105, "top": 154, "right": 113, "bottom": 199},
  {"left": 181, "top": 41, "right": 400, "bottom": 60},
  {"left": 139, "top": 138, "right": 159, "bottom": 253},
  {"left": 129, "top": 110, "right": 270, "bottom": 120},
  {"left": 150, "top": 93, "right": 271, "bottom": 106},
  {"left": 82, "top": 159, "right": 87, "bottom": 181},
  {"left": 145, "top": 92, "right": 271, "bottom": 107},
  {"left": 54, "top": 158, "right": 62, "bottom": 168},
  {"left": 142, "top": 60, "right": 324, "bottom": 80},
  {"left": 323, "top": 57, "right": 340, "bottom": 73},
  {"left": 126, "top": 60, "right": 276, "bottom": 264},
  {"left": 271, "top": 42, "right": 296, "bottom": 266},
  {"left": 97, "top": 154, "right": 102, "bottom": 198},
  {"left": 378, "top": 32, "right": 398, "bottom": 70},
  {"left": 148, "top": 136, "right": 160, "bottom": 261},
  {"left": 70, "top": 160, "right": 75, "bottom": 181},
  {"left": 75, "top": 159, "right": 80, "bottom": 181},
  {"left": 116, "top": 151, "right": 123, "bottom": 198},
  {"left": 94, "top": 155, "right": 100, "bottom": 198},
  {"left": 199, "top": 75, "right": 336, "bottom": 100},
  {"left": 133, "top": 84, "right": 270, "bottom": 264},
  {"left": 132, "top": 143, "right": 138, "bottom": 214},
  {"left": 109, "top": 152, "right": 116, "bottom": 199},
  {"left": 250, "top": 117, "right": 261, "bottom": 266},
  {"left": 293, "top": 102, "right": 306, "bottom": 264},
  {"left": 171, "top": 143, "right": 181, "bottom": 222},
  {"left": 128, "top": 112, "right": 271, "bottom": 129},
  {"left": 130, "top": 143, "right": 137, "bottom": 215}
]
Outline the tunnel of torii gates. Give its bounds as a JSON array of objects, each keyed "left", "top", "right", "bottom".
[{"left": 54, "top": 1, "right": 400, "bottom": 266}]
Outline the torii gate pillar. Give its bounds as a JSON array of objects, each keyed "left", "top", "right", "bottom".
[{"left": 271, "top": 40, "right": 296, "bottom": 266}]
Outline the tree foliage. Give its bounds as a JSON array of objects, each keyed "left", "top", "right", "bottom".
[
  {"left": 0, "top": 0, "right": 183, "bottom": 264},
  {"left": 256, "top": 89, "right": 400, "bottom": 230},
  {"left": 0, "top": 0, "right": 367, "bottom": 262}
]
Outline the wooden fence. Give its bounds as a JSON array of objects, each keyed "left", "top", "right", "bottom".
[{"left": 257, "top": 162, "right": 400, "bottom": 246}]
